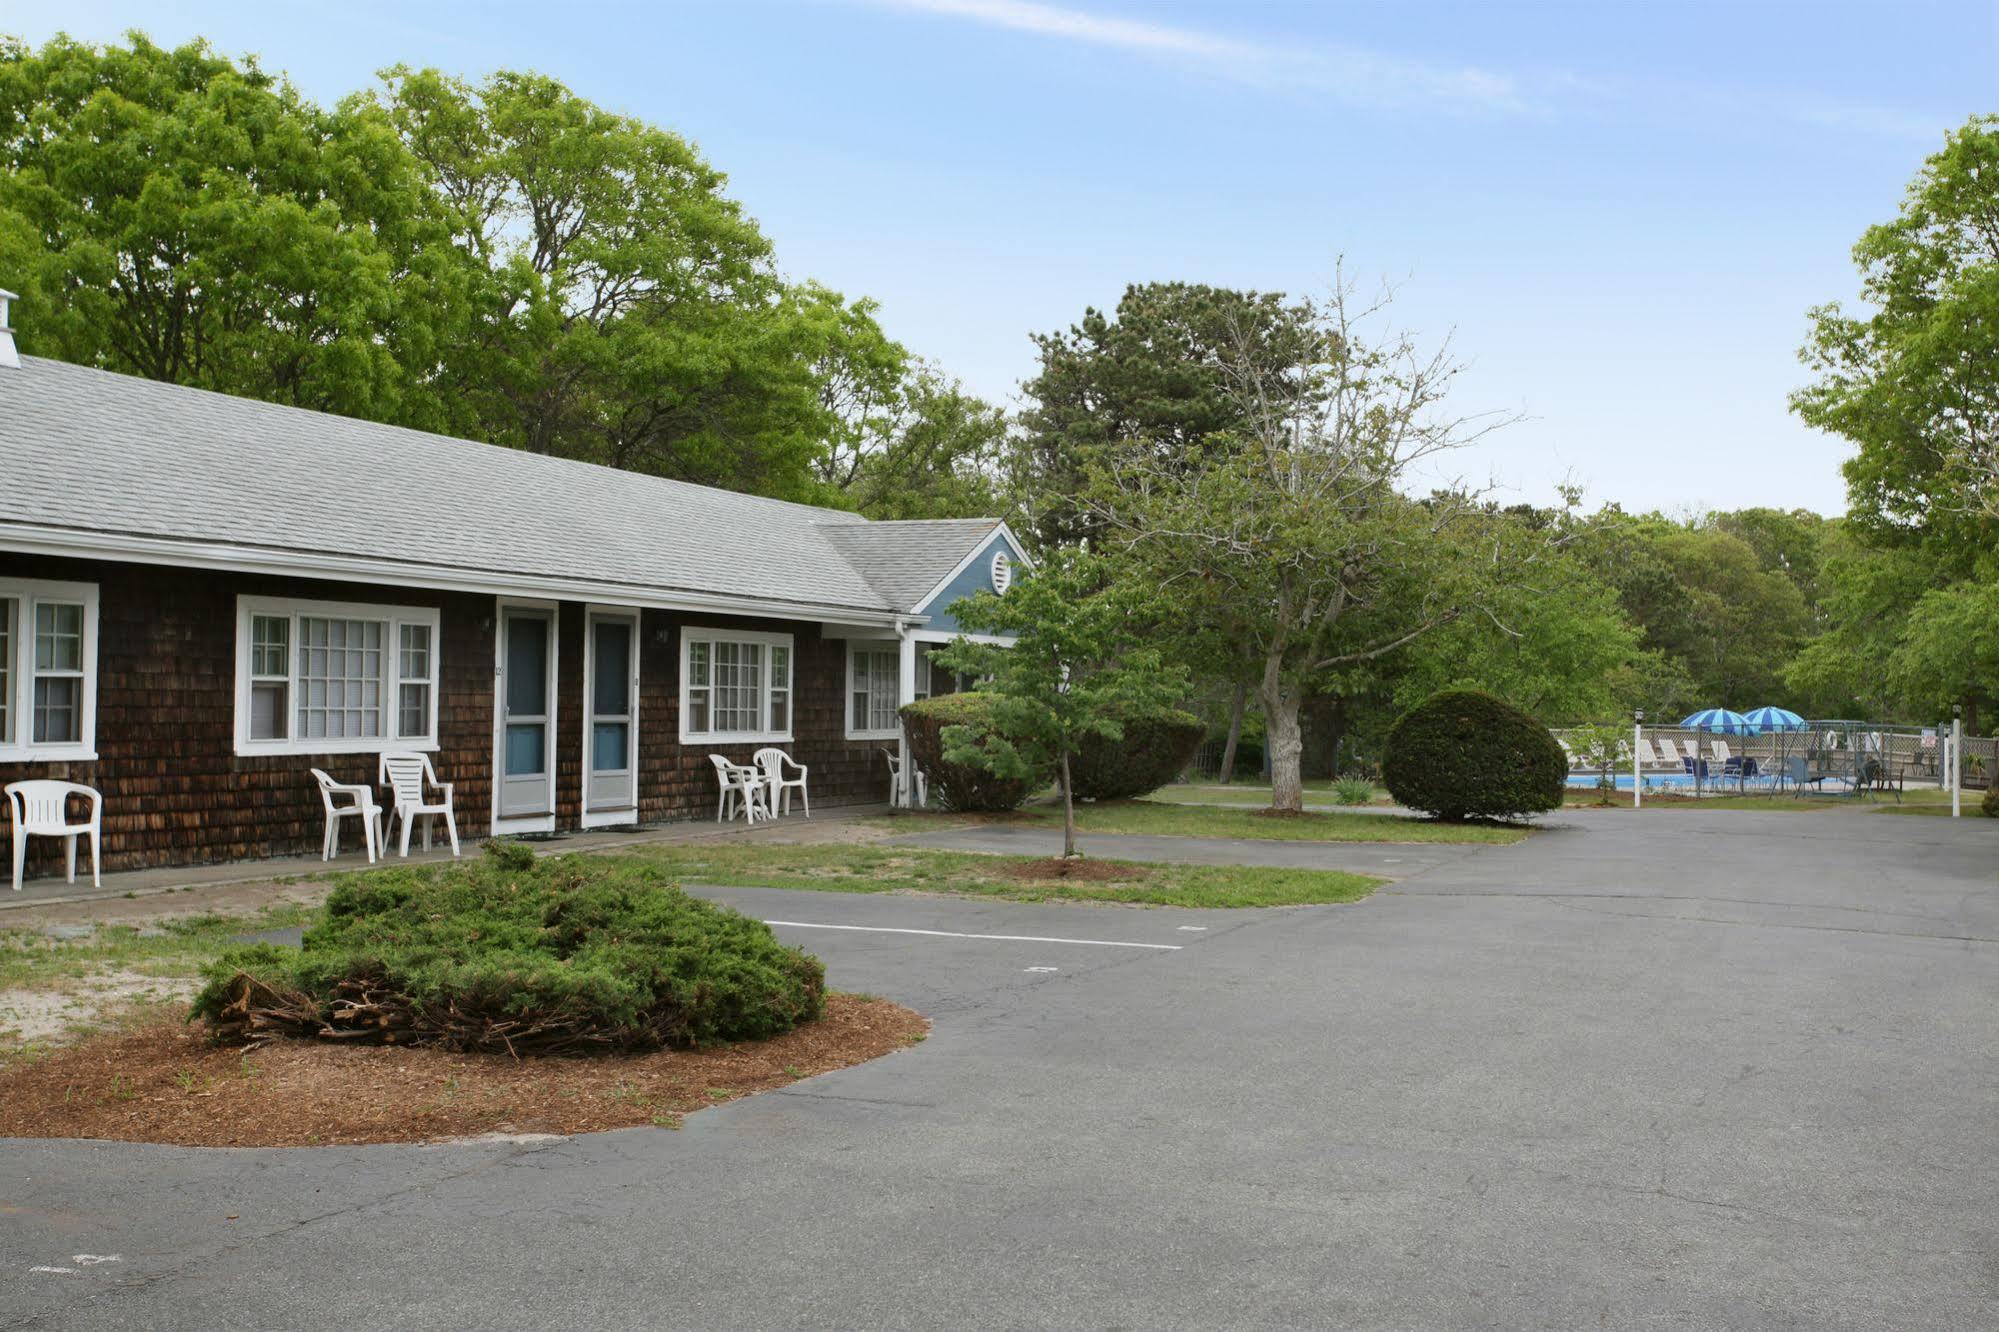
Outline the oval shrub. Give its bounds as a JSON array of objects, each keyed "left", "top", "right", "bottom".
[
  {"left": 192, "top": 845, "right": 825, "bottom": 1054},
  {"left": 1380, "top": 688, "right": 1566, "bottom": 822},
  {"left": 1070, "top": 708, "right": 1205, "bottom": 800},
  {"left": 899, "top": 692, "right": 1046, "bottom": 812}
]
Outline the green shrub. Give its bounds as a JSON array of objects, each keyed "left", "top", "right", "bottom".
[
  {"left": 1071, "top": 708, "right": 1206, "bottom": 800},
  {"left": 899, "top": 693, "right": 1047, "bottom": 812},
  {"left": 1330, "top": 777, "right": 1376, "bottom": 806},
  {"left": 1981, "top": 785, "right": 1999, "bottom": 818},
  {"left": 191, "top": 844, "right": 824, "bottom": 1054},
  {"left": 1380, "top": 689, "right": 1566, "bottom": 822}
]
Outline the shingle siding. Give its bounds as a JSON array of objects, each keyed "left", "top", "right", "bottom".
[{"left": 0, "top": 554, "right": 892, "bottom": 875}]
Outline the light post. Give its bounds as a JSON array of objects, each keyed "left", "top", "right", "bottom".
[
  {"left": 1633, "top": 709, "right": 1644, "bottom": 810},
  {"left": 1952, "top": 704, "right": 1963, "bottom": 819}
]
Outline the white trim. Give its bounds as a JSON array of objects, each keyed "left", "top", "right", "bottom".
[
  {"left": 0, "top": 522, "right": 904, "bottom": 630},
  {"left": 491, "top": 598, "right": 559, "bottom": 836},
  {"left": 0, "top": 576, "right": 100, "bottom": 762},
  {"left": 909, "top": 629, "right": 1013, "bottom": 646},
  {"left": 845, "top": 639, "right": 902, "bottom": 741},
  {"left": 580, "top": 605, "right": 642, "bottom": 830},
  {"left": 231, "top": 594, "right": 438, "bottom": 758},
  {"left": 907, "top": 522, "right": 1034, "bottom": 617},
  {"left": 678, "top": 625, "right": 795, "bottom": 746}
]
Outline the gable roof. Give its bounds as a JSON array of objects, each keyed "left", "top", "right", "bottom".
[
  {"left": 818, "top": 518, "right": 1004, "bottom": 612},
  {"left": 0, "top": 356, "right": 1007, "bottom": 623}
]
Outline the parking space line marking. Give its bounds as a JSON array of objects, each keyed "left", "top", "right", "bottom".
[{"left": 760, "top": 921, "right": 1182, "bottom": 950}]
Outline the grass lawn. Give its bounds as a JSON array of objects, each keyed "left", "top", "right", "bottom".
[
  {"left": 623, "top": 843, "right": 1382, "bottom": 908},
  {"left": 1149, "top": 781, "right": 1394, "bottom": 809},
  {"left": 888, "top": 798, "right": 1528, "bottom": 845}
]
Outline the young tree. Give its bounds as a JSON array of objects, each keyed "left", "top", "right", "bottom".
[
  {"left": 933, "top": 549, "right": 1188, "bottom": 859},
  {"left": 1087, "top": 275, "right": 1532, "bottom": 813}
]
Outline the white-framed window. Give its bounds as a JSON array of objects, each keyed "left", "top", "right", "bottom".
[
  {"left": 680, "top": 627, "right": 793, "bottom": 744},
  {"left": 847, "top": 642, "right": 902, "bottom": 740},
  {"left": 234, "top": 595, "right": 441, "bottom": 755},
  {"left": 0, "top": 577, "right": 99, "bottom": 761}
]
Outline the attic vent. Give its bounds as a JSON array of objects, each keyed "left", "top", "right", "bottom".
[
  {"left": 990, "top": 550, "right": 1012, "bottom": 594},
  {"left": 0, "top": 289, "right": 16, "bottom": 370}
]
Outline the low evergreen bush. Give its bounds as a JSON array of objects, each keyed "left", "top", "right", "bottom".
[
  {"left": 1070, "top": 708, "right": 1206, "bottom": 800},
  {"left": 1981, "top": 785, "right": 1999, "bottom": 818},
  {"left": 899, "top": 693, "right": 1047, "bottom": 812},
  {"left": 192, "top": 845, "right": 825, "bottom": 1054},
  {"left": 1380, "top": 689, "right": 1566, "bottom": 822}
]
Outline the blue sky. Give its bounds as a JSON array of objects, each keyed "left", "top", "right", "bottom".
[{"left": 10, "top": 0, "right": 1992, "bottom": 514}]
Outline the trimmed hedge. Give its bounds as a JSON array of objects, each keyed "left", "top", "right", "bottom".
[
  {"left": 1071, "top": 708, "right": 1206, "bottom": 800},
  {"left": 191, "top": 844, "right": 825, "bottom": 1054},
  {"left": 899, "top": 692, "right": 1046, "bottom": 812},
  {"left": 1380, "top": 688, "right": 1565, "bottom": 822}
]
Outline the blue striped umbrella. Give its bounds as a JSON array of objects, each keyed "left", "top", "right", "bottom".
[
  {"left": 1680, "top": 707, "right": 1753, "bottom": 734},
  {"left": 1741, "top": 706, "right": 1806, "bottom": 733}
]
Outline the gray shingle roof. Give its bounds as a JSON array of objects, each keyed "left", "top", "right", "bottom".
[
  {"left": 819, "top": 518, "right": 1003, "bottom": 612},
  {"left": 0, "top": 356, "right": 1000, "bottom": 618}
]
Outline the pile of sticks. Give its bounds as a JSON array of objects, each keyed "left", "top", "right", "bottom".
[{"left": 202, "top": 970, "right": 679, "bottom": 1057}]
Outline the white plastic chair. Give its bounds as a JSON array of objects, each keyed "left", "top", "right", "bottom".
[
  {"left": 6, "top": 780, "right": 102, "bottom": 892},
  {"left": 311, "top": 768, "right": 383, "bottom": 864},
  {"left": 710, "top": 754, "right": 767, "bottom": 824},
  {"left": 378, "top": 752, "right": 460, "bottom": 857},
  {"left": 753, "top": 747, "right": 810, "bottom": 818},
  {"left": 882, "top": 748, "right": 927, "bottom": 809}
]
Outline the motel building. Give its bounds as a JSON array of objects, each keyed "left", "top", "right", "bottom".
[{"left": 0, "top": 304, "right": 1025, "bottom": 875}]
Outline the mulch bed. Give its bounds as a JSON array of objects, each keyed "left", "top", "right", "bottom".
[
  {"left": 996, "top": 857, "right": 1149, "bottom": 882},
  {"left": 0, "top": 994, "right": 926, "bottom": 1148}
]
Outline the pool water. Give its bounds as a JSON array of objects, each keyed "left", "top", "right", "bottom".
[{"left": 1566, "top": 772, "right": 1729, "bottom": 790}]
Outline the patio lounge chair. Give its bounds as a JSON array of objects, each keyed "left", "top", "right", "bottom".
[{"left": 6, "top": 780, "right": 102, "bottom": 892}]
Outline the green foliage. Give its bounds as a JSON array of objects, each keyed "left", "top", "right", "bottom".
[
  {"left": 1381, "top": 689, "right": 1567, "bottom": 822},
  {"left": 898, "top": 692, "right": 1046, "bottom": 812},
  {"left": 816, "top": 361, "right": 1012, "bottom": 520},
  {"left": 1070, "top": 708, "right": 1205, "bottom": 801},
  {"left": 1981, "top": 785, "right": 1999, "bottom": 818},
  {"left": 191, "top": 846, "right": 824, "bottom": 1053},
  {"left": 0, "top": 34, "right": 471, "bottom": 430},
  {"left": 1019, "top": 282, "right": 1319, "bottom": 546},
  {"left": 934, "top": 548, "right": 1191, "bottom": 855},
  {"left": 1330, "top": 778, "right": 1375, "bottom": 806}
]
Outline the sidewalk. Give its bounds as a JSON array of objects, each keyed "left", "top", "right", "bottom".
[{"left": 1, "top": 803, "right": 895, "bottom": 915}]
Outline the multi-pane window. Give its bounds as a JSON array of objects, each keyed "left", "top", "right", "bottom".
[
  {"left": 399, "top": 624, "right": 432, "bottom": 739},
  {"left": 849, "top": 646, "right": 900, "bottom": 737},
  {"left": 0, "top": 580, "right": 98, "bottom": 759},
  {"left": 680, "top": 630, "right": 793, "bottom": 742},
  {"left": 32, "top": 603, "right": 84, "bottom": 744},
  {"left": 236, "top": 597, "right": 439, "bottom": 754}
]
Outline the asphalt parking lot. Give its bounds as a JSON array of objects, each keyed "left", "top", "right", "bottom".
[{"left": 5, "top": 808, "right": 1997, "bottom": 1329}]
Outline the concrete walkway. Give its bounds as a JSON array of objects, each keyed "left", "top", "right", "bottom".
[{"left": 0, "top": 803, "right": 892, "bottom": 914}]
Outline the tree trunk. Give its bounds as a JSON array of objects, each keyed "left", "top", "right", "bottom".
[
  {"left": 1217, "top": 678, "right": 1248, "bottom": 784},
  {"left": 1263, "top": 684, "right": 1305, "bottom": 813},
  {"left": 1059, "top": 750, "right": 1079, "bottom": 859}
]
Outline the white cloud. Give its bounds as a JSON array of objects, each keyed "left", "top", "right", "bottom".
[{"left": 868, "top": 0, "right": 1528, "bottom": 113}]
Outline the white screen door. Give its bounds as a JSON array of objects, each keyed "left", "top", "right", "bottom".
[
  {"left": 499, "top": 609, "right": 553, "bottom": 818},
  {"left": 586, "top": 613, "right": 637, "bottom": 814}
]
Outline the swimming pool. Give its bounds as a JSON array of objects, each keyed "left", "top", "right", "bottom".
[{"left": 1565, "top": 771, "right": 1734, "bottom": 791}]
